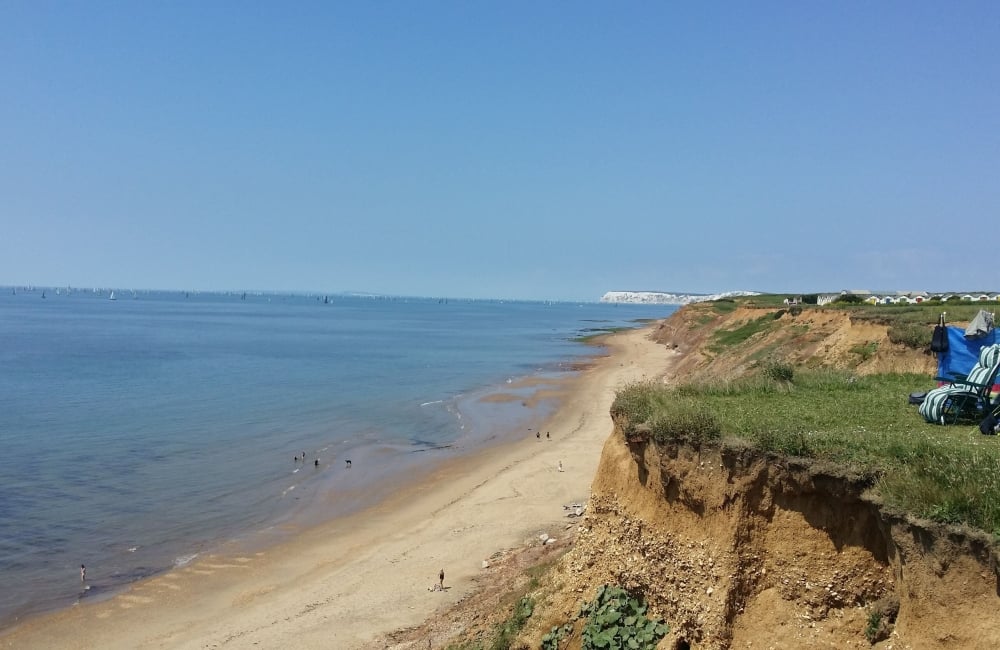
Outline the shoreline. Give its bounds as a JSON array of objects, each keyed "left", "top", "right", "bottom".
[{"left": 1, "top": 325, "right": 677, "bottom": 649}]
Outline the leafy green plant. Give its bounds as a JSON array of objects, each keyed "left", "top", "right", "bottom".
[
  {"left": 541, "top": 623, "right": 573, "bottom": 649},
  {"left": 578, "top": 585, "right": 669, "bottom": 650},
  {"left": 864, "top": 611, "right": 882, "bottom": 644}
]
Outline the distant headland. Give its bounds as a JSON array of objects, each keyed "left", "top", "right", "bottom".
[{"left": 600, "top": 290, "right": 761, "bottom": 305}]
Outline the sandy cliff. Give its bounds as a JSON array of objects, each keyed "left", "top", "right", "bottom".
[{"left": 515, "top": 305, "right": 997, "bottom": 650}]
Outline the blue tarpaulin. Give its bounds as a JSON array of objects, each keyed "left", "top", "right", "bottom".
[{"left": 937, "top": 325, "right": 998, "bottom": 380}]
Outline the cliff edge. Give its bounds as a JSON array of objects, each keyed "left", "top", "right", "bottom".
[{"left": 519, "top": 305, "right": 997, "bottom": 649}]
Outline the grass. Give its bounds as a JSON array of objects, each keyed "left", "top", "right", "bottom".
[
  {"left": 707, "top": 313, "right": 775, "bottom": 352},
  {"left": 702, "top": 295, "right": 995, "bottom": 328},
  {"left": 445, "top": 557, "right": 564, "bottom": 650},
  {"left": 692, "top": 298, "right": 997, "bottom": 352},
  {"left": 446, "top": 596, "right": 535, "bottom": 650},
  {"left": 611, "top": 370, "right": 1000, "bottom": 536},
  {"left": 850, "top": 341, "right": 879, "bottom": 361},
  {"left": 711, "top": 299, "right": 739, "bottom": 314}
]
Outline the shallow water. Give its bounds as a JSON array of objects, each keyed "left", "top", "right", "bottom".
[{"left": 0, "top": 289, "right": 675, "bottom": 627}]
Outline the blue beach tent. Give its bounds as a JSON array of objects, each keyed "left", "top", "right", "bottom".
[{"left": 937, "top": 325, "right": 998, "bottom": 381}]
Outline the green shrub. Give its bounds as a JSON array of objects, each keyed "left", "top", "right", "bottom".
[
  {"left": 850, "top": 341, "right": 879, "bottom": 362},
  {"left": 578, "top": 585, "right": 669, "bottom": 650},
  {"left": 611, "top": 382, "right": 660, "bottom": 434},
  {"left": 541, "top": 623, "right": 573, "bottom": 649},
  {"left": 762, "top": 361, "right": 794, "bottom": 383},
  {"left": 865, "top": 611, "right": 882, "bottom": 644},
  {"left": 650, "top": 407, "right": 722, "bottom": 445}
]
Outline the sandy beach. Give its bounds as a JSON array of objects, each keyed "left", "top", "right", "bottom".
[{"left": 2, "top": 326, "right": 676, "bottom": 650}]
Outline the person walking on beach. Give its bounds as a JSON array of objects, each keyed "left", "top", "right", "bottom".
[{"left": 439, "top": 569, "right": 445, "bottom": 589}]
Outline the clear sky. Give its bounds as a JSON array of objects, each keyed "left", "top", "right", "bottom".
[{"left": 2, "top": 2, "right": 998, "bottom": 300}]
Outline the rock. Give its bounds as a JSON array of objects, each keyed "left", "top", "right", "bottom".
[
  {"left": 545, "top": 538, "right": 557, "bottom": 545},
  {"left": 481, "top": 560, "right": 490, "bottom": 569}
]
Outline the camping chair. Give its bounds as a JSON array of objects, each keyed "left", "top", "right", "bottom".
[{"left": 920, "top": 344, "right": 1000, "bottom": 424}]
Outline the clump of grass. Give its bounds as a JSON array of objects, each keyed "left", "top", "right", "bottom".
[
  {"left": 864, "top": 597, "right": 899, "bottom": 644},
  {"left": 488, "top": 596, "right": 534, "bottom": 650},
  {"left": 864, "top": 611, "right": 882, "bottom": 644},
  {"left": 761, "top": 361, "right": 794, "bottom": 383},
  {"left": 887, "top": 323, "right": 932, "bottom": 349},
  {"left": 710, "top": 299, "right": 738, "bottom": 314},
  {"left": 611, "top": 382, "right": 662, "bottom": 435},
  {"left": 708, "top": 314, "right": 775, "bottom": 352},
  {"left": 613, "top": 371, "right": 1000, "bottom": 535},
  {"left": 649, "top": 404, "right": 722, "bottom": 445},
  {"left": 524, "top": 557, "right": 560, "bottom": 591},
  {"left": 850, "top": 341, "right": 879, "bottom": 362}
]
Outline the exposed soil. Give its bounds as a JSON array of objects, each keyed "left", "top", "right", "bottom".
[
  {"left": 379, "top": 306, "right": 1000, "bottom": 649},
  {"left": 652, "top": 304, "right": 936, "bottom": 382}
]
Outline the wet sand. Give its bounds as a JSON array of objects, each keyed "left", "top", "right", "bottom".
[{"left": 1, "top": 326, "right": 677, "bottom": 650}]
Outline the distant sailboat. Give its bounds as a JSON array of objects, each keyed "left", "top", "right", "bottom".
[
  {"left": 109, "top": 291, "right": 116, "bottom": 301},
  {"left": 41, "top": 290, "right": 46, "bottom": 299}
]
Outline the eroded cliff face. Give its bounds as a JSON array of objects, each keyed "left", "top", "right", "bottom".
[
  {"left": 652, "top": 305, "right": 936, "bottom": 382},
  {"left": 524, "top": 431, "right": 1000, "bottom": 649}
]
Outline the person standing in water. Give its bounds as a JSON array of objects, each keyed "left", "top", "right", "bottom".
[{"left": 80, "top": 565, "right": 86, "bottom": 583}]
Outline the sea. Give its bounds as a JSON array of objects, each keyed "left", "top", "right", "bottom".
[{"left": 0, "top": 288, "right": 676, "bottom": 629}]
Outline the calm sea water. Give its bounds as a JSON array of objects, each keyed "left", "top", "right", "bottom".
[{"left": 0, "top": 289, "right": 675, "bottom": 628}]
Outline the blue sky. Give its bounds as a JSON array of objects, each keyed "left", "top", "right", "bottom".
[{"left": 2, "top": 2, "right": 998, "bottom": 300}]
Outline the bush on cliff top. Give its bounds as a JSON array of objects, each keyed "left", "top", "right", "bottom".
[{"left": 612, "top": 369, "right": 1000, "bottom": 536}]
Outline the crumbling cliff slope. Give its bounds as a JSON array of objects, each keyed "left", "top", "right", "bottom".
[{"left": 521, "top": 306, "right": 998, "bottom": 649}]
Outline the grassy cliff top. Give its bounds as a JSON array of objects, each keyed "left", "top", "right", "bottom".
[{"left": 615, "top": 299, "right": 1000, "bottom": 538}]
